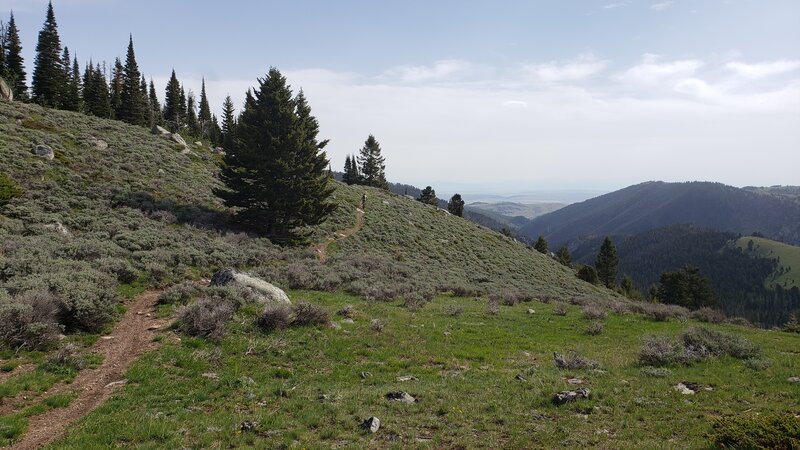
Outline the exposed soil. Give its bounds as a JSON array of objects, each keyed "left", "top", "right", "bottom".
[
  {"left": 315, "top": 207, "right": 365, "bottom": 262},
  {"left": 0, "top": 364, "right": 35, "bottom": 385},
  {"left": 7, "top": 290, "right": 172, "bottom": 450}
]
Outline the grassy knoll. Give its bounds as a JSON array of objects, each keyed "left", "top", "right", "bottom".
[
  {"left": 738, "top": 236, "right": 800, "bottom": 289},
  {"left": 48, "top": 292, "right": 800, "bottom": 449}
]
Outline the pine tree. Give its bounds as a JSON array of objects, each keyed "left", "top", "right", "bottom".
[
  {"left": 119, "top": 36, "right": 146, "bottom": 126},
  {"left": 209, "top": 114, "right": 222, "bottom": 146},
  {"left": 357, "top": 134, "right": 388, "bottom": 189},
  {"left": 163, "top": 70, "right": 182, "bottom": 131},
  {"left": 448, "top": 193, "right": 465, "bottom": 217},
  {"left": 31, "top": 1, "right": 64, "bottom": 107},
  {"left": 220, "top": 94, "right": 236, "bottom": 150},
  {"left": 657, "top": 265, "right": 716, "bottom": 309},
  {"left": 4, "top": 12, "right": 28, "bottom": 100},
  {"left": 620, "top": 275, "right": 641, "bottom": 300},
  {"left": 185, "top": 91, "right": 199, "bottom": 136},
  {"left": 198, "top": 78, "right": 212, "bottom": 138},
  {"left": 555, "top": 246, "right": 572, "bottom": 267},
  {"left": 82, "top": 61, "right": 110, "bottom": 118},
  {"left": 534, "top": 236, "right": 548, "bottom": 254},
  {"left": 178, "top": 85, "right": 187, "bottom": 125},
  {"left": 109, "top": 58, "right": 123, "bottom": 119},
  {"left": 148, "top": 79, "right": 163, "bottom": 126},
  {"left": 141, "top": 75, "right": 153, "bottom": 125},
  {"left": 0, "top": 20, "right": 7, "bottom": 80},
  {"left": 418, "top": 186, "right": 437, "bottom": 205},
  {"left": 343, "top": 155, "right": 354, "bottom": 184},
  {"left": 214, "top": 67, "right": 336, "bottom": 244},
  {"left": 595, "top": 236, "right": 619, "bottom": 289},
  {"left": 60, "top": 49, "right": 81, "bottom": 111}
]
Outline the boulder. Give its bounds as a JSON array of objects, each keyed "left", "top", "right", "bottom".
[
  {"left": 212, "top": 147, "right": 226, "bottom": 154},
  {"left": 361, "top": 416, "right": 380, "bottom": 433},
  {"left": 151, "top": 124, "right": 170, "bottom": 136},
  {"left": 385, "top": 391, "right": 416, "bottom": 404},
  {"left": 170, "top": 132, "right": 188, "bottom": 147},
  {"left": 397, "top": 375, "right": 418, "bottom": 382},
  {"left": 673, "top": 382, "right": 700, "bottom": 395},
  {"left": 87, "top": 136, "right": 108, "bottom": 150},
  {"left": 789, "top": 376, "right": 800, "bottom": 384},
  {"left": 45, "top": 221, "right": 72, "bottom": 237},
  {"left": 32, "top": 144, "right": 54, "bottom": 160},
  {"left": 0, "top": 77, "right": 13, "bottom": 102},
  {"left": 552, "top": 388, "right": 590, "bottom": 405},
  {"left": 210, "top": 268, "right": 291, "bottom": 304}
]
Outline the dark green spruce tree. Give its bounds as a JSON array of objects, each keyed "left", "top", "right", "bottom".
[
  {"left": 0, "top": 20, "right": 6, "bottom": 80},
  {"left": 342, "top": 155, "right": 359, "bottom": 185},
  {"left": 448, "top": 194, "right": 465, "bottom": 217},
  {"left": 178, "top": 85, "right": 187, "bottom": 126},
  {"left": 148, "top": 79, "right": 163, "bottom": 126},
  {"left": 198, "top": 78, "right": 212, "bottom": 138},
  {"left": 555, "top": 246, "right": 572, "bottom": 268},
  {"left": 595, "top": 236, "right": 619, "bottom": 289},
  {"left": 163, "top": 70, "right": 182, "bottom": 131},
  {"left": 31, "top": 1, "right": 64, "bottom": 107},
  {"left": 4, "top": 12, "right": 27, "bottom": 100},
  {"left": 82, "top": 61, "right": 110, "bottom": 118},
  {"left": 119, "top": 36, "right": 147, "bottom": 126},
  {"left": 534, "top": 236, "right": 548, "bottom": 254},
  {"left": 357, "top": 134, "right": 388, "bottom": 189},
  {"left": 60, "top": 49, "right": 81, "bottom": 111},
  {"left": 657, "top": 265, "right": 717, "bottom": 309},
  {"left": 220, "top": 94, "right": 236, "bottom": 149},
  {"left": 215, "top": 68, "right": 336, "bottom": 244},
  {"left": 185, "top": 91, "right": 199, "bottom": 136},
  {"left": 418, "top": 186, "right": 437, "bottom": 205},
  {"left": 109, "top": 58, "right": 124, "bottom": 119}
]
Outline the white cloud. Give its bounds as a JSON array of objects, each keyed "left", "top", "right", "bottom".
[
  {"left": 522, "top": 54, "right": 610, "bottom": 83},
  {"left": 502, "top": 100, "right": 528, "bottom": 108},
  {"left": 603, "top": 2, "right": 629, "bottom": 9},
  {"left": 725, "top": 60, "right": 800, "bottom": 79},
  {"left": 651, "top": 1, "right": 675, "bottom": 11},
  {"left": 386, "top": 59, "right": 472, "bottom": 83},
  {"left": 617, "top": 54, "right": 703, "bottom": 85}
]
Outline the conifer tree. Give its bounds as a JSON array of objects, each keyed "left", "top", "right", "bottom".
[
  {"left": 198, "top": 78, "right": 212, "bottom": 138},
  {"left": 185, "top": 91, "right": 199, "bottom": 136},
  {"left": 343, "top": 155, "right": 354, "bottom": 184},
  {"left": 215, "top": 67, "right": 336, "bottom": 244},
  {"left": 534, "top": 236, "right": 548, "bottom": 254},
  {"left": 148, "top": 79, "right": 163, "bottom": 126},
  {"left": 119, "top": 36, "right": 146, "bottom": 126},
  {"left": 59, "top": 48, "right": 81, "bottom": 111},
  {"left": 448, "top": 193, "right": 465, "bottom": 217},
  {"left": 82, "top": 61, "right": 110, "bottom": 118},
  {"left": 109, "top": 58, "right": 124, "bottom": 119},
  {"left": 0, "top": 20, "right": 7, "bottom": 80},
  {"left": 178, "top": 85, "right": 187, "bottom": 125},
  {"left": 4, "top": 12, "right": 27, "bottom": 100},
  {"left": 418, "top": 186, "right": 437, "bottom": 205},
  {"left": 140, "top": 75, "right": 152, "bottom": 125},
  {"left": 595, "top": 236, "right": 619, "bottom": 289},
  {"left": 555, "top": 246, "right": 572, "bottom": 267},
  {"left": 163, "top": 70, "right": 182, "bottom": 131},
  {"left": 357, "top": 134, "right": 388, "bottom": 189},
  {"left": 31, "top": 1, "right": 64, "bottom": 107},
  {"left": 220, "top": 94, "right": 236, "bottom": 149},
  {"left": 209, "top": 114, "right": 222, "bottom": 146}
]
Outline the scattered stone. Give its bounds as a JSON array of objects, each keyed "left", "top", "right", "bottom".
[
  {"left": 157, "top": 168, "right": 165, "bottom": 175},
  {"left": 87, "top": 136, "right": 108, "bottom": 150},
  {"left": 147, "top": 325, "right": 160, "bottom": 331},
  {"left": 360, "top": 416, "right": 380, "bottom": 433},
  {"left": 552, "top": 388, "right": 590, "bottom": 405},
  {"left": 342, "top": 318, "right": 355, "bottom": 324},
  {"left": 382, "top": 200, "right": 390, "bottom": 205},
  {"left": 32, "top": 144, "right": 54, "bottom": 160},
  {"left": 44, "top": 221, "right": 72, "bottom": 237},
  {"left": 100, "top": 336, "right": 113, "bottom": 340},
  {"left": 239, "top": 420, "right": 259, "bottom": 432},
  {"left": 479, "top": 365, "right": 490, "bottom": 370},
  {"left": 212, "top": 147, "right": 225, "bottom": 154},
  {"left": 527, "top": 309, "right": 536, "bottom": 314},
  {"left": 397, "top": 375, "right": 418, "bottom": 382},
  {"left": 386, "top": 391, "right": 416, "bottom": 404},
  {"left": 180, "top": 148, "right": 194, "bottom": 156},
  {"left": 105, "top": 380, "right": 127, "bottom": 389},
  {"left": 0, "top": 77, "right": 13, "bottom": 102},
  {"left": 673, "top": 382, "right": 700, "bottom": 395},
  {"left": 788, "top": 376, "right": 800, "bottom": 384},
  {"left": 152, "top": 124, "right": 170, "bottom": 136},
  {"left": 194, "top": 141, "right": 203, "bottom": 147},
  {"left": 566, "top": 377, "right": 584, "bottom": 385},
  {"left": 210, "top": 268, "right": 291, "bottom": 304},
  {"left": 317, "top": 393, "right": 329, "bottom": 402},
  {"left": 202, "top": 372, "right": 219, "bottom": 380},
  {"left": 360, "top": 371, "right": 372, "bottom": 379},
  {"left": 515, "top": 373, "right": 527, "bottom": 381}
]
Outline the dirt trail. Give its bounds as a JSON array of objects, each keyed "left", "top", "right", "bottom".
[
  {"left": 8, "top": 290, "right": 172, "bottom": 450},
  {"left": 315, "top": 207, "right": 364, "bottom": 262}
]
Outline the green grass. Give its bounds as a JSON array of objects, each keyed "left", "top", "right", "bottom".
[
  {"left": 0, "top": 393, "right": 75, "bottom": 446},
  {"left": 738, "top": 236, "right": 800, "bottom": 289},
  {"left": 49, "top": 292, "right": 800, "bottom": 449}
]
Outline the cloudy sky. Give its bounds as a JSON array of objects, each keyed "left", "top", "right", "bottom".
[{"left": 3, "top": 0, "right": 799, "bottom": 197}]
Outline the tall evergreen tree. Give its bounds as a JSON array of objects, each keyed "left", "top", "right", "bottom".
[
  {"left": 198, "top": 78, "right": 212, "bottom": 138},
  {"left": 357, "top": 134, "right": 388, "bottom": 189},
  {"left": 555, "top": 246, "right": 572, "bottom": 268},
  {"left": 31, "top": 1, "right": 64, "bottom": 107},
  {"left": 595, "top": 236, "right": 619, "bottom": 289},
  {"left": 448, "top": 193, "right": 465, "bottom": 217},
  {"left": 119, "top": 36, "right": 146, "bottom": 126},
  {"left": 657, "top": 265, "right": 717, "bottom": 309},
  {"left": 82, "top": 61, "right": 110, "bottom": 118},
  {"left": 534, "top": 236, "right": 548, "bottom": 254},
  {"left": 220, "top": 94, "right": 236, "bottom": 149},
  {"left": 178, "top": 85, "right": 187, "bottom": 125},
  {"left": 109, "top": 58, "right": 124, "bottom": 119},
  {"left": 59, "top": 48, "right": 81, "bottom": 111},
  {"left": 209, "top": 114, "right": 222, "bottom": 146},
  {"left": 418, "top": 186, "right": 437, "bottom": 205},
  {"left": 163, "top": 70, "right": 182, "bottom": 131},
  {"left": 140, "top": 75, "right": 153, "bottom": 125},
  {"left": 185, "top": 91, "right": 199, "bottom": 136},
  {"left": 215, "top": 67, "right": 336, "bottom": 244},
  {"left": 148, "top": 79, "right": 163, "bottom": 126},
  {"left": 0, "top": 20, "right": 7, "bottom": 80},
  {"left": 4, "top": 12, "right": 27, "bottom": 100}
]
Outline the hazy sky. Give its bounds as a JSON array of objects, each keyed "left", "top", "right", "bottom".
[{"left": 3, "top": 0, "right": 799, "bottom": 196}]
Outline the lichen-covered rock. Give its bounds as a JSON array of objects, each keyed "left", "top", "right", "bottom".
[
  {"left": 32, "top": 144, "right": 54, "bottom": 160},
  {"left": 361, "top": 416, "right": 380, "bottom": 433},
  {"left": 210, "top": 268, "right": 291, "bottom": 304},
  {"left": 385, "top": 391, "right": 416, "bottom": 404},
  {"left": 0, "top": 77, "right": 13, "bottom": 102},
  {"left": 552, "top": 388, "right": 590, "bottom": 405}
]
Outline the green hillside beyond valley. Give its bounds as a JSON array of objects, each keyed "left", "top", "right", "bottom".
[{"left": 738, "top": 236, "right": 800, "bottom": 290}]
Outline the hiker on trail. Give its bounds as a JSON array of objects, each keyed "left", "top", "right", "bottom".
[{"left": 361, "top": 193, "right": 367, "bottom": 210}]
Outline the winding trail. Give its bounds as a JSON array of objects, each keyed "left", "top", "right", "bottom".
[
  {"left": 7, "top": 290, "right": 172, "bottom": 450},
  {"left": 315, "top": 207, "right": 365, "bottom": 262}
]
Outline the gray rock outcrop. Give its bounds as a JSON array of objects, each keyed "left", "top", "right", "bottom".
[
  {"left": 385, "top": 391, "right": 416, "bottom": 404},
  {"left": 361, "top": 417, "right": 380, "bottom": 433},
  {"left": 210, "top": 268, "right": 291, "bottom": 304},
  {"left": 32, "top": 144, "right": 54, "bottom": 160},
  {"left": 552, "top": 388, "right": 590, "bottom": 405},
  {"left": 0, "top": 77, "right": 12, "bottom": 102}
]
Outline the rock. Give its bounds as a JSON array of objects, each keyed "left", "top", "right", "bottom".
[
  {"left": 566, "top": 377, "right": 584, "bottom": 385},
  {"left": 147, "top": 325, "right": 160, "bottom": 331},
  {"left": 360, "top": 371, "right": 372, "bottom": 379},
  {"left": 171, "top": 132, "right": 188, "bottom": 147},
  {"left": 202, "top": 372, "right": 219, "bottom": 380},
  {"left": 361, "top": 416, "right": 380, "bottom": 433},
  {"left": 527, "top": 309, "right": 536, "bottom": 314},
  {"left": 157, "top": 168, "right": 166, "bottom": 176},
  {"left": 341, "top": 318, "right": 355, "bottom": 324},
  {"left": 152, "top": 124, "right": 170, "bottom": 136},
  {"left": 515, "top": 374, "right": 527, "bottom": 381},
  {"left": 32, "top": 144, "right": 54, "bottom": 160},
  {"left": 88, "top": 136, "right": 108, "bottom": 150},
  {"left": 788, "top": 376, "right": 800, "bottom": 384},
  {"left": 0, "top": 77, "right": 13, "bottom": 102},
  {"left": 385, "top": 391, "right": 416, "bottom": 404},
  {"left": 397, "top": 375, "right": 418, "bottom": 382},
  {"left": 673, "top": 382, "right": 699, "bottom": 395},
  {"left": 210, "top": 268, "right": 291, "bottom": 304},
  {"left": 212, "top": 147, "right": 225, "bottom": 154},
  {"left": 180, "top": 148, "right": 194, "bottom": 156},
  {"left": 239, "top": 420, "right": 259, "bottom": 432},
  {"left": 552, "top": 388, "right": 590, "bottom": 405},
  {"left": 45, "top": 221, "right": 72, "bottom": 237},
  {"left": 105, "top": 380, "right": 127, "bottom": 389}
]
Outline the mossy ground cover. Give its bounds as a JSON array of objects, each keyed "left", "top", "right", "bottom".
[{"left": 49, "top": 292, "right": 800, "bottom": 449}]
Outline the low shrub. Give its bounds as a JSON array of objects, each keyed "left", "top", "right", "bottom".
[
  {"left": 370, "top": 319, "right": 385, "bottom": 332},
  {"left": 337, "top": 305, "right": 355, "bottom": 318},
  {"left": 639, "top": 335, "right": 690, "bottom": 367},
  {"left": 585, "top": 321, "right": 604, "bottom": 335},
  {"left": 744, "top": 357, "right": 771, "bottom": 371},
  {"left": 95, "top": 257, "right": 138, "bottom": 283},
  {"left": 690, "top": 307, "right": 726, "bottom": 324},
  {"left": 486, "top": 298, "right": 500, "bottom": 315},
  {"left": 0, "top": 173, "right": 24, "bottom": 208},
  {"left": 291, "top": 301, "right": 330, "bottom": 327},
  {"left": 553, "top": 303, "right": 568, "bottom": 316},
  {"left": 640, "top": 366, "right": 672, "bottom": 377},
  {"left": 582, "top": 304, "right": 607, "bottom": 320},
  {"left": 444, "top": 304, "right": 465, "bottom": 317},
  {"left": 41, "top": 344, "right": 86, "bottom": 374},
  {"left": 639, "top": 327, "right": 761, "bottom": 367},
  {"left": 0, "top": 290, "right": 62, "bottom": 350},
  {"left": 177, "top": 296, "right": 236, "bottom": 338},
  {"left": 710, "top": 413, "right": 800, "bottom": 449},
  {"left": 553, "top": 351, "right": 598, "bottom": 370},
  {"left": 158, "top": 282, "right": 202, "bottom": 305},
  {"left": 258, "top": 303, "right": 293, "bottom": 332}
]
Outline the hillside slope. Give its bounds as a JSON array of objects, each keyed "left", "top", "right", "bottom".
[
  {"left": 737, "top": 236, "right": 800, "bottom": 290},
  {"left": 519, "top": 181, "right": 800, "bottom": 246}
]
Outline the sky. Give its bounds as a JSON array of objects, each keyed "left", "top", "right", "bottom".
[{"left": 2, "top": 0, "right": 799, "bottom": 198}]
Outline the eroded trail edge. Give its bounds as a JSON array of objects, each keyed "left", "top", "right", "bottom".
[
  {"left": 10, "top": 290, "right": 172, "bottom": 450},
  {"left": 315, "top": 207, "right": 365, "bottom": 262}
]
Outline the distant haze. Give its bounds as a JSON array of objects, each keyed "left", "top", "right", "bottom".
[{"left": 5, "top": 0, "right": 799, "bottom": 191}]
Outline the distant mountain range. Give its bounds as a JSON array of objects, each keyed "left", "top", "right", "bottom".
[{"left": 519, "top": 181, "right": 800, "bottom": 246}]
